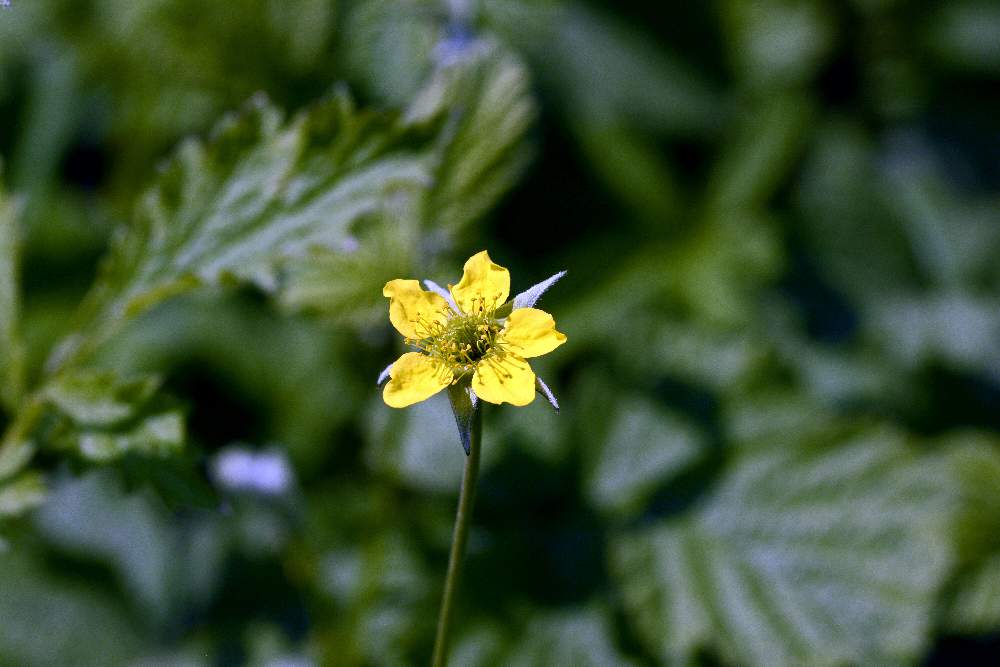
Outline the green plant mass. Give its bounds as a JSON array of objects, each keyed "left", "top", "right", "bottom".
[{"left": 1, "top": 1, "right": 1000, "bottom": 665}]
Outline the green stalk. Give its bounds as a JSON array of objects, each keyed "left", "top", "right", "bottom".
[{"left": 431, "top": 407, "right": 483, "bottom": 667}]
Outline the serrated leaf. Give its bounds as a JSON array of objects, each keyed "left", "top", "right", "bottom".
[
  {"left": 409, "top": 41, "right": 536, "bottom": 234},
  {"left": 943, "top": 435, "right": 1000, "bottom": 557},
  {"left": 71, "top": 411, "right": 185, "bottom": 463},
  {"left": 0, "top": 175, "right": 24, "bottom": 411},
  {"left": 660, "top": 210, "right": 783, "bottom": 327},
  {"left": 39, "top": 368, "right": 183, "bottom": 463},
  {"left": 0, "top": 472, "right": 45, "bottom": 518},
  {"left": 61, "top": 88, "right": 441, "bottom": 364},
  {"left": 280, "top": 43, "right": 536, "bottom": 320},
  {"left": 277, "top": 205, "right": 418, "bottom": 325},
  {"left": 0, "top": 437, "right": 35, "bottom": 484},
  {"left": 43, "top": 368, "right": 162, "bottom": 428},
  {"left": 611, "top": 427, "right": 951, "bottom": 667},
  {"left": 644, "top": 318, "right": 770, "bottom": 390}
]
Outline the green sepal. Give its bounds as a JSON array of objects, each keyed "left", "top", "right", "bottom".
[
  {"left": 447, "top": 379, "right": 479, "bottom": 456},
  {"left": 495, "top": 270, "right": 567, "bottom": 320},
  {"left": 535, "top": 376, "right": 560, "bottom": 413}
]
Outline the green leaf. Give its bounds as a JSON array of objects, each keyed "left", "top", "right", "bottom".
[
  {"left": 43, "top": 369, "right": 161, "bottom": 428},
  {"left": 0, "top": 174, "right": 24, "bottom": 412},
  {"left": 314, "top": 525, "right": 436, "bottom": 666},
  {"left": 573, "top": 119, "right": 682, "bottom": 223},
  {"left": 60, "top": 87, "right": 441, "bottom": 366},
  {"left": 946, "top": 554, "right": 1000, "bottom": 635},
  {"left": 482, "top": 1, "right": 718, "bottom": 218},
  {"left": 705, "top": 93, "right": 814, "bottom": 213},
  {"left": 611, "top": 427, "right": 952, "bottom": 667},
  {"left": 42, "top": 369, "right": 184, "bottom": 463},
  {"left": 585, "top": 396, "right": 707, "bottom": 518},
  {"left": 365, "top": 393, "right": 500, "bottom": 493},
  {"left": 0, "top": 472, "right": 45, "bottom": 519},
  {"left": 484, "top": 0, "right": 723, "bottom": 135},
  {"left": 34, "top": 470, "right": 176, "bottom": 621},
  {"left": 450, "top": 606, "right": 639, "bottom": 667},
  {"left": 60, "top": 0, "right": 339, "bottom": 196},
  {"left": 0, "top": 550, "right": 142, "bottom": 666},
  {"left": 720, "top": 0, "right": 834, "bottom": 88},
  {"left": 491, "top": 393, "right": 568, "bottom": 463},
  {"left": 408, "top": 42, "right": 536, "bottom": 235},
  {"left": 926, "top": 2, "right": 1000, "bottom": 74},
  {"left": 722, "top": 390, "right": 839, "bottom": 451},
  {"left": 882, "top": 137, "right": 1000, "bottom": 290},
  {"left": 340, "top": 0, "right": 440, "bottom": 106},
  {"left": 280, "top": 42, "right": 536, "bottom": 320},
  {"left": 937, "top": 436, "right": 1000, "bottom": 634},
  {"left": 70, "top": 412, "right": 185, "bottom": 463},
  {"left": 627, "top": 316, "right": 770, "bottom": 391},
  {"left": 667, "top": 211, "right": 783, "bottom": 326},
  {"left": 97, "top": 293, "right": 357, "bottom": 469},
  {"left": 793, "top": 120, "right": 915, "bottom": 304},
  {"left": 366, "top": 393, "right": 464, "bottom": 492},
  {"left": 868, "top": 292, "right": 1000, "bottom": 375},
  {"left": 503, "top": 607, "right": 639, "bottom": 667},
  {"left": 276, "top": 208, "right": 417, "bottom": 326}
]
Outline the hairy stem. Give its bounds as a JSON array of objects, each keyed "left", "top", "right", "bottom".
[{"left": 431, "top": 407, "right": 483, "bottom": 667}]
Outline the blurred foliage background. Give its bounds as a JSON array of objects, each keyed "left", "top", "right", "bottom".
[{"left": 1, "top": 0, "right": 1000, "bottom": 665}]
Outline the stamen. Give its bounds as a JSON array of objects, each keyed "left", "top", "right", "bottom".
[{"left": 407, "top": 299, "right": 512, "bottom": 379}]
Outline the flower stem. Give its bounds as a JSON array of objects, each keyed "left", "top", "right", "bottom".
[{"left": 431, "top": 406, "right": 482, "bottom": 667}]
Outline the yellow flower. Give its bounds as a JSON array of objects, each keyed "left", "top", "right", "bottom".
[{"left": 381, "top": 251, "right": 566, "bottom": 408}]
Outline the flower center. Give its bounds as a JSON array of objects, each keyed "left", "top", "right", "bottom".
[
  {"left": 406, "top": 307, "right": 504, "bottom": 378},
  {"left": 438, "top": 313, "right": 502, "bottom": 371}
]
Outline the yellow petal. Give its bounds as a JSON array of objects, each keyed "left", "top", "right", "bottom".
[
  {"left": 500, "top": 308, "right": 567, "bottom": 358},
  {"left": 472, "top": 354, "right": 536, "bottom": 406},
  {"left": 450, "top": 250, "right": 510, "bottom": 314},
  {"left": 383, "top": 353, "right": 451, "bottom": 408},
  {"left": 383, "top": 279, "right": 450, "bottom": 339}
]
